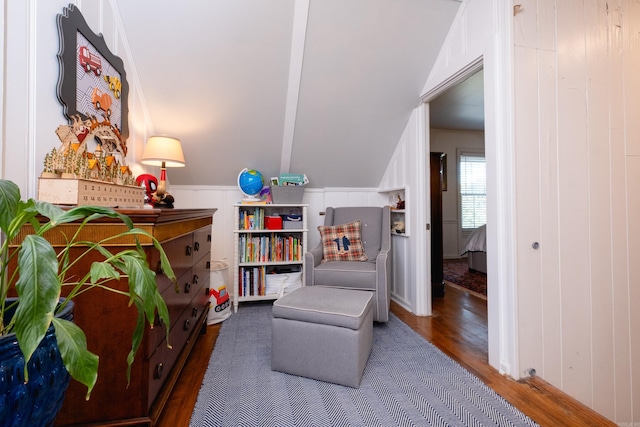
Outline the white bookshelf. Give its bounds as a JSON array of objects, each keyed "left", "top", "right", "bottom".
[{"left": 232, "top": 203, "right": 308, "bottom": 312}]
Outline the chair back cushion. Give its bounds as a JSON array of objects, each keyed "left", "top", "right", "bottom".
[
  {"left": 318, "top": 220, "right": 368, "bottom": 262},
  {"left": 327, "top": 207, "right": 383, "bottom": 261}
]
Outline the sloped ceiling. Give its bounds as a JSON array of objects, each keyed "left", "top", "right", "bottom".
[{"left": 115, "top": 0, "right": 462, "bottom": 188}]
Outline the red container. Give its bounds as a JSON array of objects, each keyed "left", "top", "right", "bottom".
[{"left": 265, "top": 216, "right": 283, "bottom": 230}]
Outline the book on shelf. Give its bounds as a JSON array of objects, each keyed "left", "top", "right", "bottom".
[
  {"left": 238, "top": 233, "right": 302, "bottom": 263},
  {"left": 238, "top": 265, "right": 266, "bottom": 297},
  {"left": 239, "top": 207, "right": 266, "bottom": 230}
]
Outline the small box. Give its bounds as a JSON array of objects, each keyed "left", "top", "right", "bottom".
[
  {"left": 282, "top": 214, "right": 303, "bottom": 229},
  {"left": 270, "top": 185, "right": 304, "bottom": 204},
  {"left": 38, "top": 178, "right": 144, "bottom": 208},
  {"left": 265, "top": 216, "right": 283, "bottom": 230}
]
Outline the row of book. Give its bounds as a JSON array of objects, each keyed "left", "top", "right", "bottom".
[
  {"left": 238, "top": 266, "right": 303, "bottom": 297},
  {"left": 238, "top": 207, "right": 266, "bottom": 230},
  {"left": 238, "top": 234, "right": 302, "bottom": 263},
  {"left": 238, "top": 266, "right": 267, "bottom": 297}
]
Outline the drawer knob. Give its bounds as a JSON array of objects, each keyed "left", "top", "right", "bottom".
[
  {"left": 156, "top": 261, "right": 164, "bottom": 276},
  {"left": 183, "top": 319, "right": 190, "bottom": 331},
  {"left": 186, "top": 245, "right": 192, "bottom": 256},
  {"left": 204, "top": 287, "right": 210, "bottom": 296},
  {"left": 184, "top": 282, "right": 191, "bottom": 293},
  {"left": 193, "top": 274, "right": 199, "bottom": 285},
  {"left": 192, "top": 307, "right": 198, "bottom": 317},
  {"left": 154, "top": 363, "right": 164, "bottom": 379},
  {"left": 207, "top": 234, "right": 212, "bottom": 242},
  {"left": 206, "top": 261, "right": 211, "bottom": 270},
  {"left": 194, "top": 241, "right": 200, "bottom": 252}
]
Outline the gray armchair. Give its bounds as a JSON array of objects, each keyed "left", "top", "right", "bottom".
[{"left": 304, "top": 206, "right": 391, "bottom": 322}]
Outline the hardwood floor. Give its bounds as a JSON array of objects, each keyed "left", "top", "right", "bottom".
[{"left": 158, "top": 285, "right": 616, "bottom": 427}]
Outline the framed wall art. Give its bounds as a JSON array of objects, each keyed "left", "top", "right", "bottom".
[{"left": 56, "top": 4, "right": 129, "bottom": 142}]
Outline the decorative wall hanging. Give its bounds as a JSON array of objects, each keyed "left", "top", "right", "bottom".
[
  {"left": 39, "top": 4, "right": 142, "bottom": 208},
  {"left": 56, "top": 3, "right": 129, "bottom": 142}
]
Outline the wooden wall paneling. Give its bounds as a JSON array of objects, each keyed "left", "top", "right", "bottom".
[
  {"left": 513, "top": 45, "right": 543, "bottom": 377},
  {"left": 584, "top": 0, "right": 616, "bottom": 418},
  {"left": 390, "top": 236, "right": 411, "bottom": 310},
  {"left": 100, "top": 3, "right": 115, "bottom": 48},
  {"left": 608, "top": 0, "right": 634, "bottom": 422},
  {"left": 610, "top": 129, "right": 633, "bottom": 423},
  {"left": 537, "top": 0, "right": 557, "bottom": 51},
  {"left": 556, "top": 0, "right": 593, "bottom": 404},
  {"left": 622, "top": 1, "right": 640, "bottom": 422},
  {"left": 626, "top": 156, "right": 640, "bottom": 424},
  {"left": 623, "top": 0, "right": 640, "bottom": 156},
  {"left": 513, "top": 0, "right": 538, "bottom": 48},
  {"left": 537, "top": 48, "right": 563, "bottom": 386}
]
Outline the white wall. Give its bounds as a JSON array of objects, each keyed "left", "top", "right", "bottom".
[
  {"left": 430, "top": 128, "right": 485, "bottom": 258},
  {"left": 410, "top": 0, "right": 640, "bottom": 423},
  {"left": 513, "top": 1, "right": 640, "bottom": 423},
  {"left": 0, "top": 0, "right": 154, "bottom": 196}
]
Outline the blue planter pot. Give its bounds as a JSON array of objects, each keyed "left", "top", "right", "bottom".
[{"left": 0, "top": 300, "right": 74, "bottom": 427}]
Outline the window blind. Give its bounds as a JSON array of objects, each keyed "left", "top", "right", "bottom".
[{"left": 459, "top": 153, "right": 486, "bottom": 229}]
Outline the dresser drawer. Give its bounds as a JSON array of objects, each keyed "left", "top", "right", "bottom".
[
  {"left": 146, "top": 296, "right": 208, "bottom": 406},
  {"left": 192, "top": 227, "right": 212, "bottom": 264},
  {"left": 156, "top": 234, "right": 195, "bottom": 293}
]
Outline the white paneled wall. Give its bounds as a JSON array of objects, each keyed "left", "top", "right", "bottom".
[
  {"left": 513, "top": 1, "right": 639, "bottom": 423},
  {"left": 1, "top": 1, "right": 154, "bottom": 196}
]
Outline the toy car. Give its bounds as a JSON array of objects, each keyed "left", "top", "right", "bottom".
[
  {"left": 91, "top": 88, "right": 112, "bottom": 116},
  {"left": 79, "top": 45, "right": 102, "bottom": 76},
  {"left": 103, "top": 75, "right": 122, "bottom": 99}
]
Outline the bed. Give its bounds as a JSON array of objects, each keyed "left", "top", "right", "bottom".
[{"left": 462, "top": 224, "right": 487, "bottom": 274}]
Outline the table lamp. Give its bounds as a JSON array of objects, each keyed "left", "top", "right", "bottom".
[{"left": 141, "top": 136, "right": 185, "bottom": 204}]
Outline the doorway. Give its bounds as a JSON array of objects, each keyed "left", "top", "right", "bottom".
[{"left": 427, "top": 66, "right": 487, "bottom": 347}]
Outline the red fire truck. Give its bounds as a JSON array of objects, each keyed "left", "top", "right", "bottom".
[{"left": 79, "top": 45, "right": 102, "bottom": 76}]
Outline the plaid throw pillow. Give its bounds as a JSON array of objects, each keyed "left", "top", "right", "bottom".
[{"left": 318, "top": 220, "right": 368, "bottom": 262}]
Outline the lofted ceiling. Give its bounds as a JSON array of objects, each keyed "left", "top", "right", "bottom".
[{"left": 115, "top": 0, "right": 465, "bottom": 188}]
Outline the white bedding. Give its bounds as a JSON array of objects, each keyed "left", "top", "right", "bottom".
[{"left": 462, "top": 224, "right": 486, "bottom": 254}]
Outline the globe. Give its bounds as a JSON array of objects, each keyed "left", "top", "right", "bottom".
[{"left": 237, "top": 168, "right": 264, "bottom": 201}]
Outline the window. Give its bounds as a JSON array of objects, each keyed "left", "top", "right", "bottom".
[{"left": 459, "top": 152, "right": 486, "bottom": 229}]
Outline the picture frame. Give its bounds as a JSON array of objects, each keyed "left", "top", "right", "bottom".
[{"left": 56, "top": 4, "right": 129, "bottom": 142}]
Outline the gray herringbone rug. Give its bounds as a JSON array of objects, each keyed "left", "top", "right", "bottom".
[{"left": 190, "top": 302, "right": 538, "bottom": 427}]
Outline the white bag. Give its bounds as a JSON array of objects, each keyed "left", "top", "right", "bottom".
[{"left": 207, "top": 261, "right": 231, "bottom": 324}]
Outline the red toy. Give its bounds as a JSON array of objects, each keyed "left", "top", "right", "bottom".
[{"left": 135, "top": 174, "right": 157, "bottom": 205}]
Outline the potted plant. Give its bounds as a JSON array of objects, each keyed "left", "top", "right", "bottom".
[{"left": 0, "top": 178, "right": 176, "bottom": 425}]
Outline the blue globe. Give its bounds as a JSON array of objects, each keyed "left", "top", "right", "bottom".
[{"left": 237, "top": 168, "right": 264, "bottom": 200}]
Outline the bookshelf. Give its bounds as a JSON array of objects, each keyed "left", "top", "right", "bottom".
[
  {"left": 380, "top": 186, "right": 409, "bottom": 236},
  {"left": 232, "top": 203, "right": 308, "bottom": 312}
]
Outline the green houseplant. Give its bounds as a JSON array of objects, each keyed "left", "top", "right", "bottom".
[{"left": 0, "top": 179, "right": 176, "bottom": 419}]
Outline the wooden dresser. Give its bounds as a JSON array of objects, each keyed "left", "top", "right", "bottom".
[{"left": 14, "top": 208, "right": 216, "bottom": 426}]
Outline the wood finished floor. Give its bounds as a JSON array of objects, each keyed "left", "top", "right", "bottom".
[{"left": 158, "top": 284, "right": 616, "bottom": 427}]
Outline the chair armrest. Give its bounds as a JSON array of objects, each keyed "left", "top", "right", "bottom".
[{"left": 304, "top": 244, "right": 323, "bottom": 286}]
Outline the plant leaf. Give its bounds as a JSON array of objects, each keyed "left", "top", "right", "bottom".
[
  {"left": 14, "top": 235, "right": 61, "bottom": 379},
  {"left": 52, "top": 317, "right": 99, "bottom": 399},
  {"left": 89, "top": 261, "right": 120, "bottom": 283},
  {"left": 0, "top": 179, "right": 20, "bottom": 233},
  {"left": 126, "top": 300, "right": 146, "bottom": 385},
  {"left": 121, "top": 254, "right": 159, "bottom": 323},
  {"left": 51, "top": 206, "right": 132, "bottom": 229}
]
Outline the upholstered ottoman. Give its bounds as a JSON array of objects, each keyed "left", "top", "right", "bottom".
[{"left": 271, "top": 286, "right": 373, "bottom": 388}]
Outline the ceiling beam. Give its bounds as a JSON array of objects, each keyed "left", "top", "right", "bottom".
[{"left": 279, "top": 0, "right": 309, "bottom": 174}]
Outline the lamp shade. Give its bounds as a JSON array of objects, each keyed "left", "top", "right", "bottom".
[{"left": 141, "top": 136, "right": 186, "bottom": 167}]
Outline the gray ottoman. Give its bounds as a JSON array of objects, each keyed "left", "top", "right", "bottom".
[{"left": 271, "top": 286, "right": 373, "bottom": 388}]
